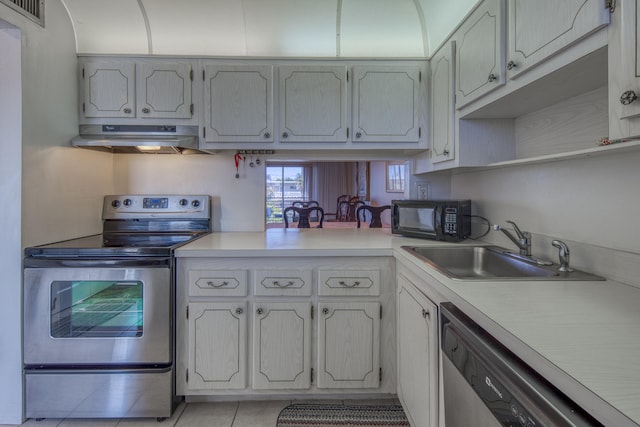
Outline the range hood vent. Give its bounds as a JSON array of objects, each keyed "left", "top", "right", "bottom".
[{"left": 72, "top": 125, "right": 209, "bottom": 154}]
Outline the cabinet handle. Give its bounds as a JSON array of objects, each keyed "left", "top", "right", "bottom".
[
  {"left": 123, "top": 108, "right": 132, "bottom": 114},
  {"left": 355, "top": 132, "right": 362, "bottom": 139},
  {"left": 506, "top": 61, "right": 517, "bottom": 71},
  {"left": 443, "top": 149, "right": 450, "bottom": 156},
  {"left": 422, "top": 309, "right": 429, "bottom": 318},
  {"left": 263, "top": 132, "right": 271, "bottom": 139},
  {"left": 142, "top": 107, "right": 150, "bottom": 114},
  {"left": 256, "top": 307, "right": 264, "bottom": 315},
  {"left": 235, "top": 308, "right": 243, "bottom": 315},
  {"left": 207, "top": 280, "right": 228, "bottom": 288},
  {"left": 338, "top": 280, "right": 360, "bottom": 287},
  {"left": 620, "top": 90, "right": 638, "bottom": 105},
  {"left": 282, "top": 132, "right": 289, "bottom": 139},
  {"left": 272, "top": 280, "right": 295, "bottom": 287},
  {"left": 487, "top": 74, "right": 497, "bottom": 83},
  {"left": 322, "top": 307, "right": 329, "bottom": 315}
]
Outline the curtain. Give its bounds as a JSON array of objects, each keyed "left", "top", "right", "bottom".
[{"left": 311, "top": 162, "right": 356, "bottom": 215}]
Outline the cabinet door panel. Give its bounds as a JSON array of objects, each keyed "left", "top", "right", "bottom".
[
  {"left": 507, "top": 0, "right": 609, "bottom": 79},
  {"left": 138, "top": 62, "right": 192, "bottom": 119},
  {"left": 317, "top": 302, "right": 380, "bottom": 388},
  {"left": 187, "top": 302, "right": 246, "bottom": 390},
  {"left": 82, "top": 61, "right": 135, "bottom": 118},
  {"left": 205, "top": 65, "right": 273, "bottom": 142},
  {"left": 430, "top": 41, "right": 456, "bottom": 164},
  {"left": 456, "top": 0, "right": 506, "bottom": 109},
  {"left": 397, "top": 275, "right": 438, "bottom": 427},
  {"left": 352, "top": 66, "right": 421, "bottom": 142},
  {"left": 279, "top": 66, "right": 348, "bottom": 142},
  {"left": 252, "top": 302, "right": 311, "bottom": 389}
]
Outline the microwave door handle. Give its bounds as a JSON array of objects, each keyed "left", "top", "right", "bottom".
[{"left": 434, "top": 206, "right": 443, "bottom": 239}]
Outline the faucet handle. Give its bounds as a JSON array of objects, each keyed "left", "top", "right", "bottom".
[{"left": 505, "top": 220, "right": 526, "bottom": 239}]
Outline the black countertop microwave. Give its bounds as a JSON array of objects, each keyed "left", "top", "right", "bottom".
[{"left": 391, "top": 199, "right": 471, "bottom": 241}]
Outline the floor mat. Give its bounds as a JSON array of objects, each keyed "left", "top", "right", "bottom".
[{"left": 276, "top": 403, "right": 410, "bottom": 427}]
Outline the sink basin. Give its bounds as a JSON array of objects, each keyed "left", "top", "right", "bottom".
[{"left": 402, "top": 245, "right": 604, "bottom": 281}]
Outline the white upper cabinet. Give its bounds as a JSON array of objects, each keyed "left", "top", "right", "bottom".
[
  {"left": 279, "top": 65, "right": 349, "bottom": 143},
  {"left": 82, "top": 60, "right": 135, "bottom": 118},
  {"left": 506, "top": 0, "right": 610, "bottom": 79},
  {"left": 204, "top": 64, "right": 273, "bottom": 143},
  {"left": 138, "top": 61, "right": 193, "bottom": 119},
  {"left": 455, "top": 0, "right": 506, "bottom": 109},
  {"left": 352, "top": 66, "right": 422, "bottom": 142},
  {"left": 609, "top": 0, "right": 640, "bottom": 139},
  {"left": 81, "top": 59, "right": 193, "bottom": 120},
  {"left": 430, "top": 41, "right": 456, "bottom": 164}
]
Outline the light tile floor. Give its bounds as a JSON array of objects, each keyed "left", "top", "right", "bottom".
[{"left": 8, "top": 399, "right": 400, "bottom": 427}]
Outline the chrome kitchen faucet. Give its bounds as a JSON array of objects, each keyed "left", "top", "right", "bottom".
[{"left": 494, "top": 220, "right": 531, "bottom": 256}]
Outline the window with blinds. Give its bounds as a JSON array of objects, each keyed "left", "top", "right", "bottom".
[{"left": 1, "top": 0, "right": 44, "bottom": 26}]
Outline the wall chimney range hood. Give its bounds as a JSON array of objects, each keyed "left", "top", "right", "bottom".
[{"left": 71, "top": 125, "right": 208, "bottom": 154}]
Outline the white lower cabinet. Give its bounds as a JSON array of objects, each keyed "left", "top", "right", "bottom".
[
  {"left": 177, "top": 257, "right": 394, "bottom": 397},
  {"left": 187, "top": 302, "right": 247, "bottom": 390},
  {"left": 252, "top": 301, "right": 312, "bottom": 389},
  {"left": 397, "top": 273, "right": 439, "bottom": 427},
  {"left": 317, "top": 302, "right": 380, "bottom": 389}
]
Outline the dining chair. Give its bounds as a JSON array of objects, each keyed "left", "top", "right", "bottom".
[
  {"left": 356, "top": 205, "right": 391, "bottom": 228},
  {"left": 338, "top": 200, "right": 366, "bottom": 222},
  {"left": 283, "top": 206, "right": 325, "bottom": 228}
]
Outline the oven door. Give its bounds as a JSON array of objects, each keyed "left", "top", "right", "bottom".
[{"left": 24, "top": 260, "right": 171, "bottom": 366}]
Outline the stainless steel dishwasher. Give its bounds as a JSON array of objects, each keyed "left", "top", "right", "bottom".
[{"left": 440, "top": 302, "right": 602, "bottom": 427}]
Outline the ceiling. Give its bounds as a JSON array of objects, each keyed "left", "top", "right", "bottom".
[{"left": 60, "top": 0, "right": 478, "bottom": 58}]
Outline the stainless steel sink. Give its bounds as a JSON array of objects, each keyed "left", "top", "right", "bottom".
[{"left": 402, "top": 245, "right": 604, "bottom": 281}]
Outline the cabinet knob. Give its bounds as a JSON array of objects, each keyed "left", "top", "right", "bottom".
[
  {"left": 256, "top": 307, "right": 264, "bottom": 315},
  {"left": 443, "top": 149, "right": 450, "bottom": 156},
  {"left": 322, "top": 307, "right": 329, "bottom": 315},
  {"left": 235, "top": 307, "right": 243, "bottom": 315},
  {"left": 282, "top": 132, "right": 289, "bottom": 139},
  {"left": 263, "top": 132, "right": 271, "bottom": 139},
  {"left": 123, "top": 108, "right": 132, "bottom": 114},
  {"left": 487, "top": 74, "right": 497, "bottom": 83},
  {"left": 422, "top": 309, "right": 429, "bottom": 318},
  {"left": 355, "top": 132, "right": 362, "bottom": 139},
  {"left": 506, "top": 61, "right": 517, "bottom": 71},
  {"left": 142, "top": 107, "right": 150, "bottom": 114},
  {"left": 620, "top": 90, "right": 638, "bottom": 105}
]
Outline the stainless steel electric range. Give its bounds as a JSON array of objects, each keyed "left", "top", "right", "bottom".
[{"left": 23, "top": 195, "right": 211, "bottom": 420}]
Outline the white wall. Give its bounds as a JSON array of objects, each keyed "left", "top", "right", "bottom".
[
  {"left": 113, "top": 153, "right": 266, "bottom": 232},
  {"left": 450, "top": 149, "right": 640, "bottom": 283},
  {"left": 0, "top": 20, "right": 23, "bottom": 426},
  {"left": 0, "top": 1, "right": 114, "bottom": 422}
]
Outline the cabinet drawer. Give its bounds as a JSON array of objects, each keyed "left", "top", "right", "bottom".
[
  {"left": 254, "top": 270, "right": 312, "bottom": 296},
  {"left": 189, "top": 270, "right": 248, "bottom": 296},
  {"left": 317, "top": 270, "right": 380, "bottom": 296}
]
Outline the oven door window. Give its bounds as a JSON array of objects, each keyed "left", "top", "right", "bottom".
[{"left": 50, "top": 280, "right": 143, "bottom": 338}]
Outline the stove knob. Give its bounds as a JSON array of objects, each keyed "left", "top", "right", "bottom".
[
  {"left": 179, "top": 198, "right": 188, "bottom": 206},
  {"left": 191, "top": 200, "right": 201, "bottom": 208},
  {"left": 123, "top": 198, "right": 132, "bottom": 206},
  {"left": 111, "top": 200, "right": 121, "bottom": 208}
]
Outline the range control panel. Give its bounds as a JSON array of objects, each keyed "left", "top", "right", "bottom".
[{"left": 103, "top": 195, "right": 210, "bottom": 219}]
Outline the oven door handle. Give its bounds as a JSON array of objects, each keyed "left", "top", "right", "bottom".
[{"left": 23, "top": 257, "right": 171, "bottom": 268}]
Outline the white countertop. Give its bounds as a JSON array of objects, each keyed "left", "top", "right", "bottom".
[{"left": 176, "top": 229, "right": 640, "bottom": 426}]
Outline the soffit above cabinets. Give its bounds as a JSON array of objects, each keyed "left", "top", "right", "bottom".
[{"left": 60, "top": 0, "right": 478, "bottom": 58}]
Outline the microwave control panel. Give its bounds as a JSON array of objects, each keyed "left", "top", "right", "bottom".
[{"left": 444, "top": 208, "right": 458, "bottom": 235}]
